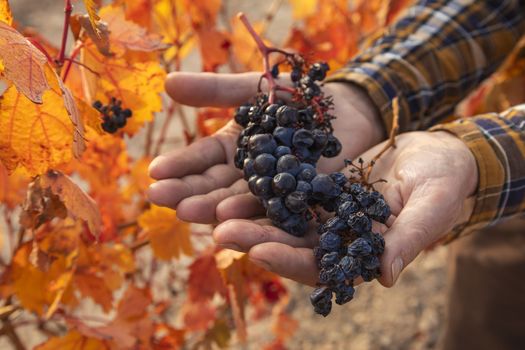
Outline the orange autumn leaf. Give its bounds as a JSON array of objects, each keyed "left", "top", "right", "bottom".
[
  {"left": 182, "top": 0, "right": 221, "bottom": 26},
  {"left": 35, "top": 330, "right": 109, "bottom": 350},
  {"left": 231, "top": 18, "right": 266, "bottom": 71},
  {"left": 0, "top": 65, "right": 78, "bottom": 175},
  {"left": 38, "top": 170, "right": 102, "bottom": 239},
  {"left": 80, "top": 44, "right": 165, "bottom": 135},
  {"left": 99, "top": 6, "right": 170, "bottom": 55},
  {"left": 182, "top": 300, "right": 216, "bottom": 331},
  {"left": 0, "top": 0, "right": 12, "bottom": 25},
  {"left": 196, "top": 108, "right": 232, "bottom": 136},
  {"left": 196, "top": 27, "right": 230, "bottom": 71},
  {"left": 0, "top": 22, "right": 51, "bottom": 104},
  {"left": 73, "top": 242, "right": 135, "bottom": 312},
  {"left": 138, "top": 205, "right": 193, "bottom": 260},
  {"left": 154, "top": 324, "right": 185, "bottom": 350},
  {"left": 11, "top": 242, "right": 76, "bottom": 316},
  {"left": 187, "top": 249, "right": 227, "bottom": 303}
]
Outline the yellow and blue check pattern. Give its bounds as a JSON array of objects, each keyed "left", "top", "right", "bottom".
[{"left": 328, "top": 0, "right": 525, "bottom": 239}]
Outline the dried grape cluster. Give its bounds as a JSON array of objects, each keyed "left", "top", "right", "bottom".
[
  {"left": 310, "top": 176, "right": 390, "bottom": 316},
  {"left": 233, "top": 58, "right": 391, "bottom": 316},
  {"left": 93, "top": 97, "right": 133, "bottom": 134}
]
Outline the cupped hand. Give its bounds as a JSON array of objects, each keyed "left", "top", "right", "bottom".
[
  {"left": 212, "top": 131, "right": 478, "bottom": 287},
  {"left": 147, "top": 72, "right": 384, "bottom": 224}
]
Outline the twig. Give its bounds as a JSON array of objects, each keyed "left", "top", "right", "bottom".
[
  {"left": 237, "top": 13, "right": 293, "bottom": 104},
  {"left": 363, "top": 97, "right": 400, "bottom": 183},
  {"left": 62, "top": 41, "right": 84, "bottom": 82},
  {"left": 57, "top": 0, "right": 73, "bottom": 66},
  {"left": 27, "top": 38, "right": 54, "bottom": 64},
  {"left": 153, "top": 100, "right": 177, "bottom": 156}
]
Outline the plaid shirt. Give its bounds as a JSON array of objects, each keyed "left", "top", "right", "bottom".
[{"left": 328, "top": 0, "right": 525, "bottom": 240}]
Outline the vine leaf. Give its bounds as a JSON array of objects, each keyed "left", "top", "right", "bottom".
[
  {"left": 0, "top": 22, "right": 50, "bottom": 103},
  {"left": 0, "top": 66, "right": 79, "bottom": 175},
  {"left": 99, "top": 6, "right": 170, "bottom": 55},
  {"left": 187, "top": 249, "right": 227, "bottom": 303},
  {"left": 0, "top": 0, "right": 12, "bottom": 25},
  {"left": 138, "top": 205, "right": 193, "bottom": 260},
  {"left": 38, "top": 170, "right": 102, "bottom": 239},
  {"left": 35, "top": 330, "right": 109, "bottom": 350},
  {"left": 83, "top": 0, "right": 102, "bottom": 37}
]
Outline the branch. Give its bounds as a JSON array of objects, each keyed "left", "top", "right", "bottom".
[
  {"left": 57, "top": 0, "right": 73, "bottom": 65},
  {"left": 62, "top": 41, "right": 84, "bottom": 82},
  {"left": 1, "top": 320, "right": 26, "bottom": 350}
]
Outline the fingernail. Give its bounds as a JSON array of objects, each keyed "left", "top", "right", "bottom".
[
  {"left": 249, "top": 257, "right": 271, "bottom": 271},
  {"left": 391, "top": 257, "right": 404, "bottom": 284},
  {"left": 217, "top": 243, "right": 242, "bottom": 252}
]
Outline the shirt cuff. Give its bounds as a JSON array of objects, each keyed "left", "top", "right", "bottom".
[{"left": 429, "top": 118, "right": 505, "bottom": 242}]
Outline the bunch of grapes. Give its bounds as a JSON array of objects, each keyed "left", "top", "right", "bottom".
[
  {"left": 232, "top": 14, "right": 391, "bottom": 316},
  {"left": 310, "top": 178, "right": 390, "bottom": 316},
  {"left": 93, "top": 97, "right": 133, "bottom": 134},
  {"left": 233, "top": 60, "right": 343, "bottom": 237}
]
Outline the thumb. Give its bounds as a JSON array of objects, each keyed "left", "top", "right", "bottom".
[
  {"left": 378, "top": 184, "right": 464, "bottom": 287},
  {"left": 165, "top": 72, "right": 291, "bottom": 108}
]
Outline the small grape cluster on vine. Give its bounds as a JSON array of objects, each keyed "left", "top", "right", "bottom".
[
  {"left": 93, "top": 97, "right": 133, "bottom": 134},
  {"left": 233, "top": 13, "right": 393, "bottom": 316}
]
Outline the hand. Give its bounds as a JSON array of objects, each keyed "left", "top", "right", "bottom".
[
  {"left": 212, "top": 131, "right": 478, "bottom": 287},
  {"left": 147, "top": 72, "right": 384, "bottom": 224}
]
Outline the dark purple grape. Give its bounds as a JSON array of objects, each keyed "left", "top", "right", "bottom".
[
  {"left": 278, "top": 214, "right": 308, "bottom": 237},
  {"left": 285, "top": 191, "right": 309, "bottom": 213},
  {"left": 266, "top": 197, "right": 291, "bottom": 222},
  {"left": 243, "top": 158, "right": 255, "bottom": 180},
  {"left": 297, "top": 163, "right": 317, "bottom": 182},
  {"left": 292, "top": 128, "right": 314, "bottom": 148},
  {"left": 248, "top": 175, "right": 259, "bottom": 195},
  {"left": 347, "top": 212, "right": 372, "bottom": 234},
  {"left": 265, "top": 104, "right": 280, "bottom": 115},
  {"left": 319, "top": 231, "right": 341, "bottom": 251},
  {"left": 254, "top": 176, "right": 273, "bottom": 199},
  {"left": 334, "top": 284, "right": 354, "bottom": 305},
  {"left": 322, "top": 135, "right": 342, "bottom": 157},
  {"left": 253, "top": 153, "right": 277, "bottom": 177},
  {"left": 273, "top": 127, "right": 295, "bottom": 147},
  {"left": 310, "top": 287, "right": 332, "bottom": 317},
  {"left": 320, "top": 252, "right": 339, "bottom": 269},
  {"left": 296, "top": 181, "right": 312, "bottom": 195},
  {"left": 311, "top": 174, "right": 341, "bottom": 200},
  {"left": 339, "top": 255, "right": 361, "bottom": 280},
  {"left": 272, "top": 172, "right": 296, "bottom": 197},
  {"left": 337, "top": 200, "right": 360, "bottom": 220},
  {"left": 347, "top": 237, "right": 372, "bottom": 257},
  {"left": 248, "top": 134, "right": 277, "bottom": 157},
  {"left": 276, "top": 106, "right": 298, "bottom": 126},
  {"left": 276, "top": 155, "right": 301, "bottom": 176},
  {"left": 260, "top": 114, "right": 276, "bottom": 132},
  {"left": 274, "top": 145, "right": 292, "bottom": 158}
]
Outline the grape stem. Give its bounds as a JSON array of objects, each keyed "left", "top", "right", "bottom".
[
  {"left": 363, "top": 97, "right": 400, "bottom": 183},
  {"left": 237, "top": 12, "right": 293, "bottom": 104}
]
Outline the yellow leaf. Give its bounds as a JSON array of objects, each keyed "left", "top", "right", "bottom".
[
  {"left": 0, "top": 22, "right": 50, "bottom": 103},
  {"left": 0, "top": 66, "right": 75, "bottom": 175},
  {"left": 0, "top": 0, "right": 12, "bottom": 25},
  {"left": 288, "top": 0, "right": 318, "bottom": 19},
  {"left": 138, "top": 205, "right": 193, "bottom": 260},
  {"left": 83, "top": 0, "right": 101, "bottom": 37}
]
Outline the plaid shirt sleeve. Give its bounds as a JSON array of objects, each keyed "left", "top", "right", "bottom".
[
  {"left": 431, "top": 107, "right": 525, "bottom": 241},
  {"left": 326, "top": 0, "right": 525, "bottom": 238}
]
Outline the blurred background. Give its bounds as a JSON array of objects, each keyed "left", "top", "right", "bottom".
[{"left": 5, "top": 0, "right": 449, "bottom": 349}]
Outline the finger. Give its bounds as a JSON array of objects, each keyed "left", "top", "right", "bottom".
[
  {"left": 166, "top": 72, "right": 290, "bottom": 108},
  {"left": 176, "top": 179, "right": 248, "bottom": 223},
  {"left": 248, "top": 243, "right": 319, "bottom": 286},
  {"left": 378, "top": 186, "right": 462, "bottom": 288},
  {"left": 149, "top": 135, "right": 233, "bottom": 179},
  {"left": 216, "top": 193, "right": 265, "bottom": 221},
  {"left": 147, "top": 164, "right": 241, "bottom": 209},
  {"left": 214, "top": 218, "right": 318, "bottom": 252}
]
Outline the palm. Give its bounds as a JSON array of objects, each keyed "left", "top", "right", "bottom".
[
  {"left": 148, "top": 72, "right": 383, "bottom": 224},
  {"left": 211, "top": 131, "right": 477, "bottom": 287}
]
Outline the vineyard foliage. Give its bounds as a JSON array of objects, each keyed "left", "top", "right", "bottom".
[{"left": 0, "top": 0, "right": 523, "bottom": 349}]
